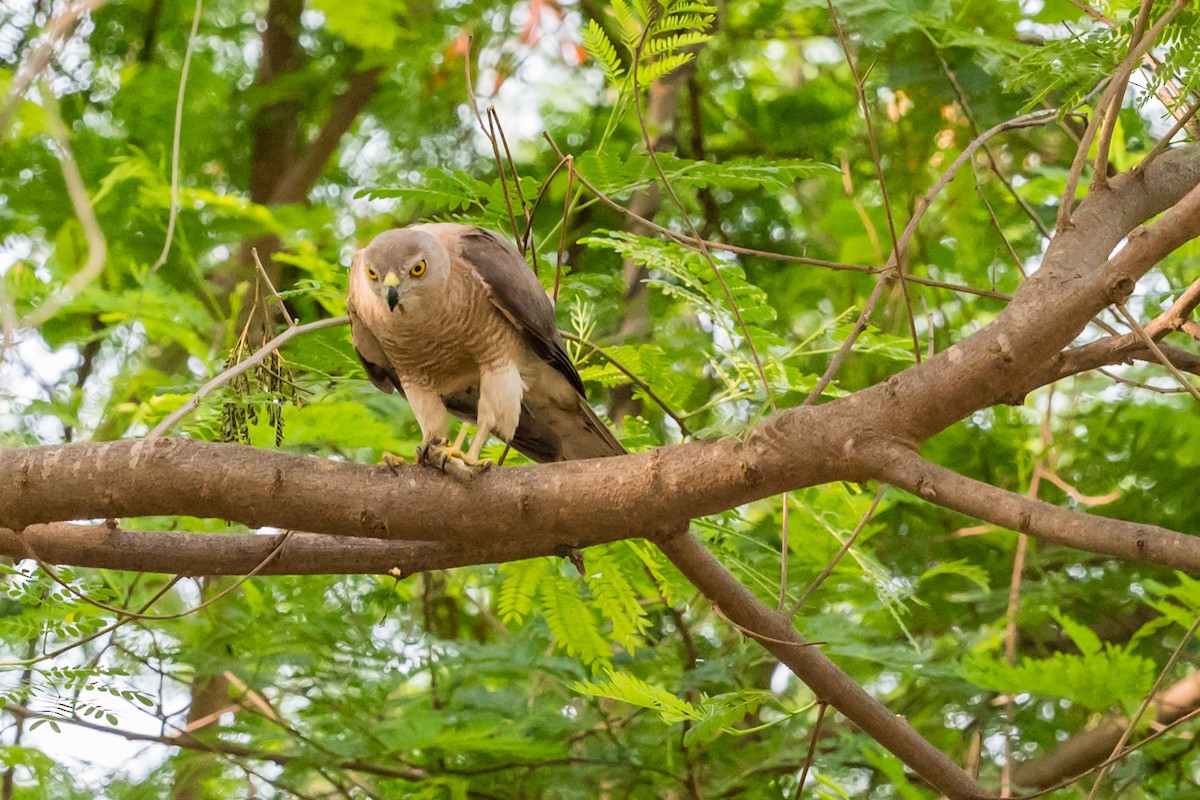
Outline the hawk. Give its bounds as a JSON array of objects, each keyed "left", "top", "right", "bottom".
[{"left": 347, "top": 223, "right": 624, "bottom": 471}]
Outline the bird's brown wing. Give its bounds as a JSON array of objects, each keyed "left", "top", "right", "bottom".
[
  {"left": 347, "top": 261, "right": 401, "bottom": 394},
  {"left": 432, "top": 224, "right": 624, "bottom": 460},
  {"left": 449, "top": 226, "right": 585, "bottom": 395}
]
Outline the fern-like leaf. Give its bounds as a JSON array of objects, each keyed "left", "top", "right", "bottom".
[
  {"left": 575, "top": 671, "right": 701, "bottom": 723},
  {"left": 583, "top": 550, "right": 650, "bottom": 652},
  {"left": 497, "top": 558, "right": 552, "bottom": 624},
  {"left": 540, "top": 575, "right": 612, "bottom": 667},
  {"left": 582, "top": 20, "right": 625, "bottom": 83}
]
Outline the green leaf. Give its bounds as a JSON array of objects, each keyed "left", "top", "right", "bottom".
[
  {"left": 960, "top": 645, "right": 1154, "bottom": 716},
  {"left": 575, "top": 671, "right": 701, "bottom": 723},
  {"left": 540, "top": 575, "right": 612, "bottom": 667}
]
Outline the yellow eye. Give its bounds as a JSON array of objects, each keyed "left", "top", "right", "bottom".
[
  {"left": 410, "top": 260, "right": 426, "bottom": 278},
  {"left": 366, "top": 267, "right": 378, "bottom": 281}
]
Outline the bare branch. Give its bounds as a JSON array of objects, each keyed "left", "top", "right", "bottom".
[
  {"left": 870, "top": 442, "right": 1200, "bottom": 572},
  {"left": 0, "top": 522, "right": 622, "bottom": 577},
  {"left": 1086, "top": 611, "right": 1200, "bottom": 798},
  {"left": 824, "top": 0, "right": 920, "bottom": 363},
  {"left": 1137, "top": 95, "right": 1200, "bottom": 175},
  {"left": 1113, "top": 302, "right": 1200, "bottom": 402},
  {"left": 659, "top": 533, "right": 991, "bottom": 800}
]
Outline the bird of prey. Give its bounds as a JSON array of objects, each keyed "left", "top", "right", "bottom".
[{"left": 346, "top": 223, "right": 624, "bottom": 472}]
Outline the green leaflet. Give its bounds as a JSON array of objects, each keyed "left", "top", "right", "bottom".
[{"left": 960, "top": 618, "right": 1155, "bottom": 717}]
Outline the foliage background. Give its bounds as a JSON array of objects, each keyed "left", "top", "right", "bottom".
[{"left": 1, "top": 0, "right": 1199, "bottom": 798}]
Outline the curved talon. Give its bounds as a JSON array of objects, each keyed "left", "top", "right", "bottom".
[
  {"left": 381, "top": 451, "right": 405, "bottom": 474},
  {"left": 419, "top": 436, "right": 490, "bottom": 478}
]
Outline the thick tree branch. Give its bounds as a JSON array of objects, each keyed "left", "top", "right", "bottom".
[
  {"left": 0, "top": 433, "right": 845, "bottom": 546},
  {"left": 844, "top": 144, "right": 1200, "bottom": 443},
  {"left": 1012, "top": 672, "right": 1200, "bottom": 789},
  {"left": 269, "top": 66, "right": 383, "bottom": 205},
  {"left": 870, "top": 442, "right": 1200, "bottom": 572},
  {"left": 659, "top": 534, "right": 991, "bottom": 800},
  {"left": 0, "top": 522, "right": 627, "bottom": 576}
]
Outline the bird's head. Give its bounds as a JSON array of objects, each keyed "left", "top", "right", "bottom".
[{"left": 355, "top": 229, "right": 450, "bottom": 314}]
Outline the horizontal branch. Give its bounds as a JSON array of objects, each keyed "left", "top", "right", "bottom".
[
  {"left": 0, "top": 421, "right": 855, "bottom": 549},
  {"left": 870, "top": 442, "right": 1200, "bottom": 573},
  {"left": 0, "top": 522, "right": 620, "bottom": 576}
]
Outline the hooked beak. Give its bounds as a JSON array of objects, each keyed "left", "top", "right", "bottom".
[{"left": 381, "top": 272, "right": 402, "bottom": 311}]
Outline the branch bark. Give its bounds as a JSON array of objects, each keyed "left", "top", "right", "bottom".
[
  {"left": 1012, "top": 672, "right": 1200, "bottom": 789},
  {"left": 870, "top": 443, "right": 1200, "bottom": 572},
  {"left": 659, "top": 534, "right": 991, "bottom": 800},
  {"left": 0, "top": 522, "right": 629, "bottom": 576}
]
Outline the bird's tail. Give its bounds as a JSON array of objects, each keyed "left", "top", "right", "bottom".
[{"left": 508, "top": 396, "right": 625, "bottom": 462}]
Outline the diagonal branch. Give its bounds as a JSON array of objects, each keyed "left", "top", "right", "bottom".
[
  {"left": 269, "top": 66, "right": 383, "bottom": 205},
  {"left": 659, "top": 533, "right": 991, "bottom": 800},
  {"left": 868, "top": 442, "right": 1200, "bottom": 572}
]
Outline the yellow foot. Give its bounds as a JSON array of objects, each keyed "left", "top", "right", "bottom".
[
  {"left": 381, "top": 451, "right": 406, "bottom": 474},
  {"left": 418, "top": 437, "right": 492, "bottom": 479}
]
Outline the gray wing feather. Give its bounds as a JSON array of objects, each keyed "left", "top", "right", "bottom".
[
  {"left": 348, "top": 292, "right": 401, "bottom": 394},
  {"left": 426, "top": 225, "right": 624, "bottom": 461},
  {"left": 448, "top": 226, "right": 586, "bottom": 396}
]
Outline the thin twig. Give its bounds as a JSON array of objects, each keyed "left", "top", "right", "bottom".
[
  {"left": 146, "top": 315, "right": 348, "bottom": 438},
  {"left": 1059, "top": 0, "right": 1186, "bottom": 229},
  {"left": 485, "top": 107, "right": 524, "bottom": 253},
  {"left": 1090, "top": 0, "right": 1155, "bottom": 192},
  {"left": 555, "top": 157, "right": 574, "bottom": 304},
  {"left": 790, "top": 702, "right": 828, "bottom": 800},
  {"left": 251, "top": 247, "right": 296, "bottom": 327},
  {"left": 1146, "top": 275, "right": 1200, "bottom": 338},
  {"left": 562, "top": 332, "right": 692, "bottom": 436},
  {"left": 0, "top": 574, "right": 181, "bottom": 669},
  {"left": 787, "top": 485, "right": 887, "bottom": 618},
  {"left": 20, "top": 83, "right": 108, "bottom": 329},
  {"left": 629, "top": 28, "right": 772, "bottom": 398},
  {"left": 490, "top": 105, "right": 530, "bottom": 229},
  {"left": 803, "top": 275, "right": 890, "bottom": 405},
  {"left": 936, "top": 51, "right": 1053, "bottom": 240},
  {"left": 1114, "top": 303, "right": 1200, "bottom": 403},
  {"left": 14, "top": 529, "right": 293, "bottom": 621},
  {"left": 1086, "top": 611, "right": 1200, "bottom": 799},
  {"left": 151, "top": 0, "right": 203, "bottom": 273},
  {"left": 522, "top": 154, "right": 570, "bottom": 254},
  {"left": 1139, "top": 96, "right": 1200, "bottom": 175},
  {"left": 896, "top": 110, "right": 1059, "bottom": 264},
  {"left": 825, "top": 0, "right": 920, "bottom": 363},
  {"left": 544, "top": 133, "right": 1013, "bottom": 301}
]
